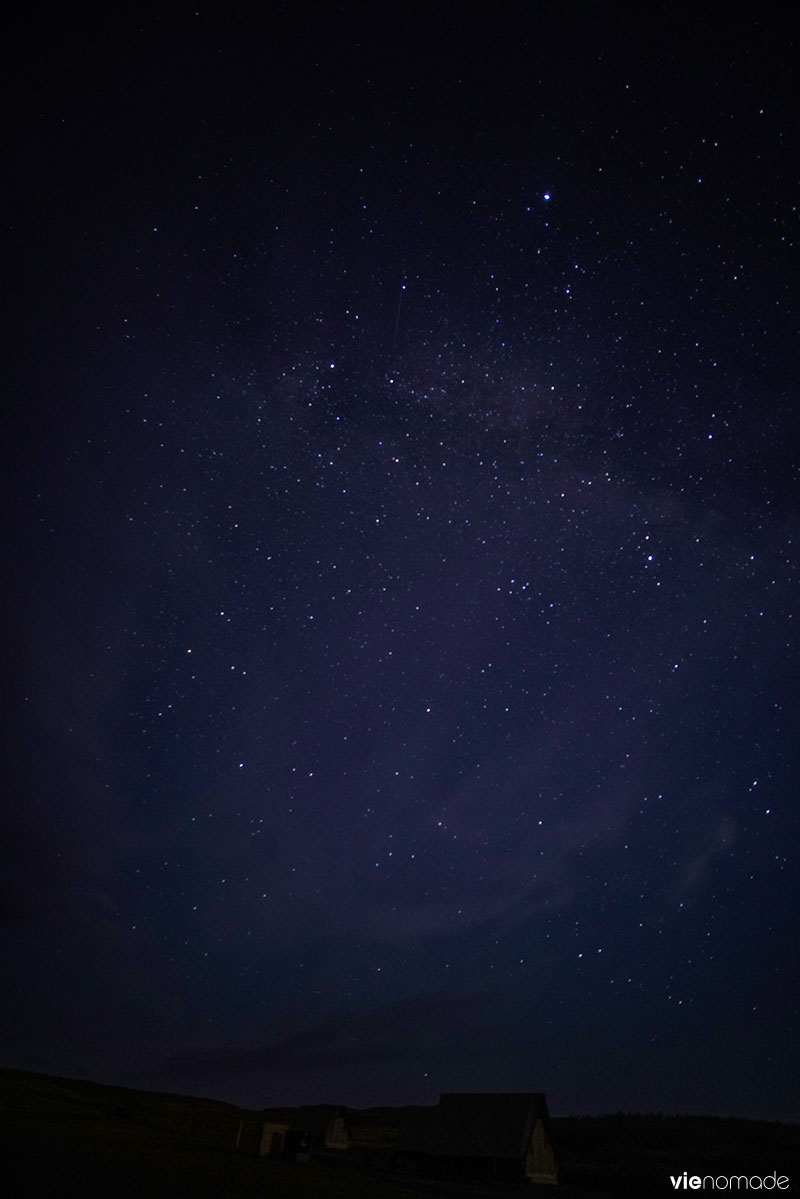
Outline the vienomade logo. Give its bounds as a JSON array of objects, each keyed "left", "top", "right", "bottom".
[{"left": 670, "top": 1174, "right": 790, "bottom": 1191}]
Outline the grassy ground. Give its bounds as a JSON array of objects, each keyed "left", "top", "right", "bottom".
[
  {"left": 3, "top": 1071, "right": 798, "bottom": 1197},
  {"left": 552, "top": 1114, "right": 800, "bottom": 1196},
  {"left": 2, "top": 1125, "right": 418, "bottom": 1199}
]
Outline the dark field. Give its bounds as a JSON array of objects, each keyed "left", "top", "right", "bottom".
[{"left": 2, "top": 1070, "right": 798, "bottom": 1197}]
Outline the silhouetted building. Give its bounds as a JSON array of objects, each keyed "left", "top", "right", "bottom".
[
  {"left": 258, "top": 1114, "right": 292, "bottom": 1157},
  {"left": 284, "top": 1104, "right": 350, "bottom": 1159},
  {"left": 394, "top": 1091, "right": 558, "bottom": 1184}
]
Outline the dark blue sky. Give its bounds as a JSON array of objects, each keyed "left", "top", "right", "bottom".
[{"left": 4, "top": 4, "right": 798, "bottom": 1119}]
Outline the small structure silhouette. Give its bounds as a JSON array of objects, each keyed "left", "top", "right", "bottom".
[
  {"left": 283, "top": 1104, "right": 350, "bottom": 1160},
  {"left": 393, "top": 1091, "right": 558, "bottom": 1184}
]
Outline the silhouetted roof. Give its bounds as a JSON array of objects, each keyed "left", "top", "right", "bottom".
[{"left": 395, "top": 1092, "right": 550, "bottom": 1161}]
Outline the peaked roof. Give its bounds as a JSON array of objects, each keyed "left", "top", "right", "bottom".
[{"left": 395, "top": 1092, "right": 549, "bottom": 1161}]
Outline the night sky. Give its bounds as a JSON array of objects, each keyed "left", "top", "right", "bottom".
[{"left": 4, "top": 5, "right": 799, "bottom": 1121}]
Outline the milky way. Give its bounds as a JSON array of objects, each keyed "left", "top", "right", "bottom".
[{"left": 4, "top": 6, "right": 798, "bottom": 1119}]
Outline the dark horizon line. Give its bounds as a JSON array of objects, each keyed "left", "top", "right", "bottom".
[{"left": 3, "top": 1064, "right": 796, "bottom": 1127}]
